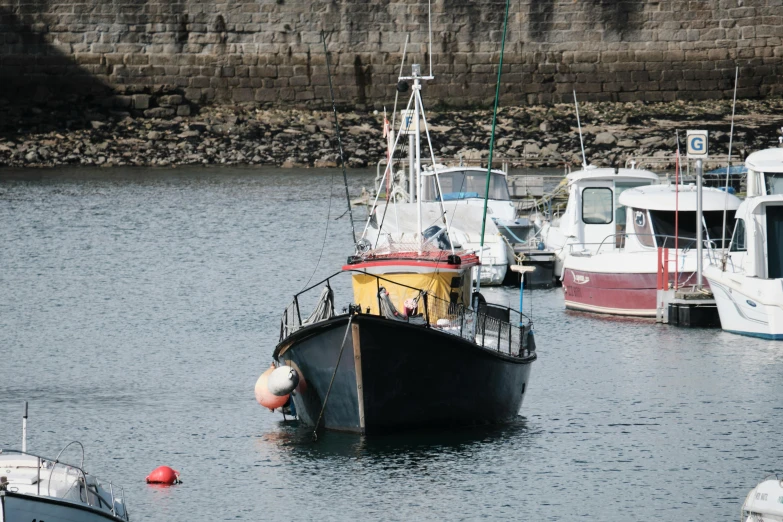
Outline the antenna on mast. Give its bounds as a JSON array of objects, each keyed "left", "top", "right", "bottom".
[
  {"left": 720, "top": 65, "right": 739, "bottom": 258},
  {"left": 428, "top": 0, "right": 433, "bottom": 77},
  {"left": 573, "top": 90, "right": 588, "bottom": 169},
  {"left": 22, "top": 401, "right": 28, "bottom": 453}
]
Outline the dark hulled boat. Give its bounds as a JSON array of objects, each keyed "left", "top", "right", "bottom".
[
  {"left": 268, "top": 56, "right": 537, "bottom": 435},
  {"left": 274, "top": 248, "right": 536, "bottom": 435}
]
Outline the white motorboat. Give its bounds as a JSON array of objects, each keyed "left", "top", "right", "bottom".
[
  {"left": 742, "top": 475, "right": 783, "bottom": 522},
  {"left": 561, "top": 183, "right": 740, "bottom": 316},
  {"left": 704, "top": 146, "right": 783, "bottom": 339},
  {"left": 0, "top": 405, "right": 130, "bottom": 522},
  {"left": 539, "top": 166, "right": 659, "bottom": 280},
  {"left": 370, "top": 165, "right": 516, "bottom": 285}
]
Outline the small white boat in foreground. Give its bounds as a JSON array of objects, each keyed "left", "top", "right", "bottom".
[
  {"left": 742, "top": 476, "right": 783, "bottom": 522},
  {"left": 0, "top": 405, "right": 130, "bottom": 522},
  {"left": 704, "top": 146, "right": 783, "bottom": 339}
]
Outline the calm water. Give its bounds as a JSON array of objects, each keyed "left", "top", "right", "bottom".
[{"left": 1, "top": 167, "right": 781, "bottom": 521}]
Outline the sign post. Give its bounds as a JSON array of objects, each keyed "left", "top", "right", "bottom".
[{"left": 687, "top": 130, "right": 708, "bottom": 290}]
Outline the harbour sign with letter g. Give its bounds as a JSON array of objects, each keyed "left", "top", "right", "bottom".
[{"left": 686, "top": 130, "right": 709, "bottom": 158}]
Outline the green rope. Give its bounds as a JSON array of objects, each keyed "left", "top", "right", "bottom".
[{"left": 479, "top": 0, "right": 510, "bottom": 252}]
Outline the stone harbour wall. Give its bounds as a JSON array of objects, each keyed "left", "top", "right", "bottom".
[{"left": 1, "top": 0, "right": 782, "bottom": 114}]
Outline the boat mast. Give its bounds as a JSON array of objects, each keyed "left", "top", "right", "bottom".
[
  {"left": 477, "top": 0, "right": 511, "bottom": 296},
  {"left": 720, "top": 66, "right": 739, "bottom": 259},
  {"left": 414, "top": 64, "right": 422, "bottom": 249}
]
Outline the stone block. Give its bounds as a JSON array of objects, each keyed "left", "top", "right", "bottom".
[
  {"left": 232, "top": 88, "right": 255, "bottom": 102},
  {"left": 158, "top": 94, "right": 183, "bottom": 106},
  {"left": 132, "top": 94, "right": 150, "bottom": 109}
]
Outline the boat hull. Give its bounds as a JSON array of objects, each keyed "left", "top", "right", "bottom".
[
  {"left": 706, "top": 271, "right": 783, "bottom": 340},
  {"left": 276, "top": 314, "right": 535, "bottom": 434},
  {"left": 563, "top": 268, "right": 702, "bottom": 317},
  {"left": 1, "top": 491, "right": 125, "bottom": 522}
]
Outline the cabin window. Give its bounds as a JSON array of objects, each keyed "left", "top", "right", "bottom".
[
  {"left": 765, "top": 173, "right": 783, "bottom": 196},
  {"left": 422, "top": 171, "right": 510, "bottom": 201},
  {"left": 614, "top": 181, "right": 653, "bottom": 247},
  {"left": 730, "top": 218, "right": 746, "bottom": 252},
  {"left": 648, "top": 210, "right": 733, "bottom": 249},
  {"left": 582, "top": 187, "right": 613, "bottom": 224},
  {"left": 632, "top": 208, "right": 656, "bottom": 247}
]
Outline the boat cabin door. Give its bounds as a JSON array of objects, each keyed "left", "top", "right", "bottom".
[{"left": 578, "top": 181, "right": 616, "bottom": 252}]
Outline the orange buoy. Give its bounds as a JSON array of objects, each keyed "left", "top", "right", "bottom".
[
  {"left": 146, "top": 466, "right": 181, "bottom": 485},
  {"left": 255, "top": 364, "right": 289, "bottom": 411}
]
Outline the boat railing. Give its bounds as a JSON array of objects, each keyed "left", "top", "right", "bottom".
[
  {"left": 0, "top": 448, "right": 129, "bottom": 521},
  {"left": 279, "top": 271, "right": 534, "bottom": 358},
  {"left": 568, "top": 233, "right": 722, "bottom": 255}
]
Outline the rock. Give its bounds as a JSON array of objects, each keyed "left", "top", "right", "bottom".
[
  {"left": 616, "top": 139, "right": 637, "bottom": 147},
  {"left": 539, "top": 121, "right": 551, "bottom": 132},
  {"left": 144, "top": 107, "right": 175, "bottom": 118},
  {"left": 176, "top": 105, "right": 191, "bottom": 117},
  {"left": 147, "top": 131, "right": 161, "bottom": 140},
  {"left": 90, "top": 120, "right": 106, "bottom": 129},
  {"left": 523, "top": 143, "right": 541, "bottom": 155},
  {"left": 639, "top": 136, "right": 664, "bottom": 146},
  {"left": 314, "top": 158, "right": 338, "bottom": 168},
  {"left": 594, "top": 132, "right": 616, "bottom": 145}
]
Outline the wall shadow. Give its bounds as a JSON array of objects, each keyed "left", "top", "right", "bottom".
[
  {"left": 0, "top": 8, "right": 116, "bottom": 136},
  {"left": 586, "top": 0, "right": 645, "bottom": 40}
]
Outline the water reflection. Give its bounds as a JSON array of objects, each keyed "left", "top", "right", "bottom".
[{"left": 257, "top": 418, "right": 534, "bottom": 463}]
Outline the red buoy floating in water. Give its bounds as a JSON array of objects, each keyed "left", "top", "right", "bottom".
[{"left": 146, "top": 466, "right": 181, "bottom": 485}]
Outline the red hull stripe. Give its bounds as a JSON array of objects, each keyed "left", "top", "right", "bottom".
[{"left": 562, "top": 270, "right": 710, "bottom": 317}]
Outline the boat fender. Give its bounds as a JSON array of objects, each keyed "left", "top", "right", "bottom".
[
  {"left": 146, "top": 466, "right": 181, "bottom": 485},
  {"left": 254, "top": 364, "right": 289, "bottom": 411},
  {"left": 268, "top": 365, "right": 300, "bottom": 396}
]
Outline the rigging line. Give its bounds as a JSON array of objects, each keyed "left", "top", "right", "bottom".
[
  {"left": 362, "top": 91, "right": 416, "bottom": 242},
  {"left": 373, "top": 107, "right": 413, "bottom": 249},
  {"left": 477, "top": 0, "right": 511, "bottom": 297},
  {"left": 392, "top": 35, "right": 410, "bottom": 132},
  {"left": 721, "top": 66, "right": 739, "bottom": 258},
  {"left": 312, "top": 314, "right": 354, "bottom": 442},
  {"left": 415, "top": 86, "right": 454, "bottom": 254},
  {"left": 323, "top": 30, "right": 357, "bottom": 246},
  {"left": 299, "top": 33, "right": 340, "bottom": 292}
]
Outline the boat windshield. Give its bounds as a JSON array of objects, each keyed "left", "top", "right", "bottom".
[
  {"left": 648, "top": 210, "right": 732, "bottom": 249},
  {"left": 765, "top": 173, "right": 783, "bottom": 195},
  {"left": 421, "top": 171, "right": 510, "bottom": 201}
]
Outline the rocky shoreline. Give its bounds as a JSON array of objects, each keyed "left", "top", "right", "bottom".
[{"left": 1, "top": 99, "right": 782, "bottom": 169}]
